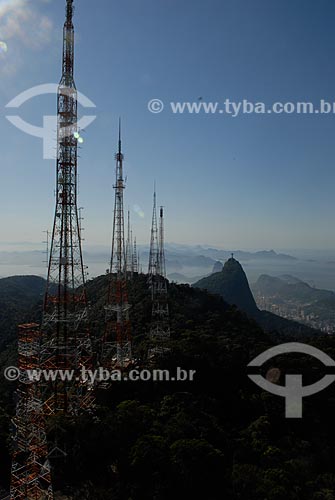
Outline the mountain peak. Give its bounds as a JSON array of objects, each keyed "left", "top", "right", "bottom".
[{"left": 194, "top": 257, "right": 259, "bottom": 316}]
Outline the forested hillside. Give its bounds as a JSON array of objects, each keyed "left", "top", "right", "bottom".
[{"left": 1, "top": 274, "right": 335, "bottom": 499}]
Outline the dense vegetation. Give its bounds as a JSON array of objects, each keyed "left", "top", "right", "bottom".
[
  {"left": 0, "top": 275, "right": 45, "bottom": 351},
  {"left": 0, "top": 276, "right": 46, "bottom": 498},
  {"left": 1, "top": 274, "right": 335, "bottom": 499}
]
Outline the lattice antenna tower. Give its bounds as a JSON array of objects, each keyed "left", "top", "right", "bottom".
[
  {"left": 159, "top": 207, "right": 167, "bottom": 280},
  {"left": 132, "top": 236, "right": 138, "bottom": 274},
  {"left": 125, "top": 210, "right": 133, "bottom": 278},
  {"left": 103, "top": 120, "right": 132, "bottom": 367},
  {"left": 148, "top": 194, "right": 170, "bottom": 355},
  {"left": 39, "top": 0, "right": 94, "bottom": 416},
  {"left": 10, "top": 3, "right": 94, "bottom": 497},
  {"left": 148, "top": 188, "right": 159, "bottom": 279}
]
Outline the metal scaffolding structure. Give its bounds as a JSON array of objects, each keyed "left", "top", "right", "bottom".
[
  {"left": 10, "top": 324, "right": 53, "bottom": 500},
  {"left": 102, "top": 122, "right": 132, "bottom": 368}
]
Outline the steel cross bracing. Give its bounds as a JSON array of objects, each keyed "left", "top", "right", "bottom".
[
  {"left": 10, "top": 2, "right": 93, "bottom": 498},
  {"left": 39, "top": 0, "right": 94, "bottom": 416},
  {"left": 103, "top": 123, "right": 132, "bottom": 369},
  {"left": 10, "top": 324, "right": 53, "bottom": 500},
  {"left": 148, "top": 190, "right": 159, "bottom": 278},
  {"left": 125, "top": 210, "right": 133, "bottom": 278},
  {"left": 148, "top": 196, "right": 170, "bottom": 356},
  {"left": 132, "top": 237, "right": 138, "bottom": 274},
  {"left": 159, "top": 207, "right": 167, "bottom": 282}
]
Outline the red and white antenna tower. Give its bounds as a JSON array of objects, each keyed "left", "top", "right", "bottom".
[
  {"left": 11, "top": 2, "right": 94, "bottom": 497},
  {"left": 39, "top": 0, "right": 94, "bottom": 416}
]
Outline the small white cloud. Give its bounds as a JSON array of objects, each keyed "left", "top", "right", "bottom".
[{"left": 0, "top": 0, "right": 53, "bottom": 76}]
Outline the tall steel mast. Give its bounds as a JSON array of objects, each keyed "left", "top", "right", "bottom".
[
  {"left": 132, "top": 236, "right": 139, "bottom": 274},
  {"left": 11, "top": 3, "right": 94, "bottom": 497},
  {"left": 125, "top": 210, "right": 133, "bottom": 278},
  {"left": 148, "top": 194, "right": 170, "bottom": 355},
  {"left": 103, "top": 121, "right": 132, "bottom": 368},
  {"left": 159, "top": 207, "right": 167, "bottom": 280},
  {"left": 148, "top": 189, "right": 159, "bottom": 277},
  {"left": 40, "top": 0, "right": 94, "bottom": 415}
]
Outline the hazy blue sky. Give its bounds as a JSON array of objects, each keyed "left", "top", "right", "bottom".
[{"left": 0, "top": 0, "right": 335, "bottom": 251}]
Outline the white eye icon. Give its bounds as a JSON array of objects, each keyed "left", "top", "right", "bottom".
[
  {"left": 248, "top": 342, "right": 335, "bottom": 418},
  {"left": 5, "top": 84, "right": 96, "bottom": 160}
]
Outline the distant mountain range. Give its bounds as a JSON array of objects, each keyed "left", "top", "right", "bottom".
[
  {"left": 163, "top": 247, "right": 297, "bottom": 276},
  {"left": 0, "top": 246, "right": 296, "bottom": 279},
  {"left": 252, "top": 274, "right": 335, "bottom": 302},
  {"left": 2, "top": 245, "right": 334, "bottom": 294},
  {"left": 251, "top": 274, "right": 335, "bottom": 333},
  {"left": 193, "top": 258, "right": 321, "bottom": 337},
  {"left": 164, "top": 248, "right": 299, "bottom": 284},
  {"left": 182, "top": 246, "right": 297, "bottom": 262}
]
